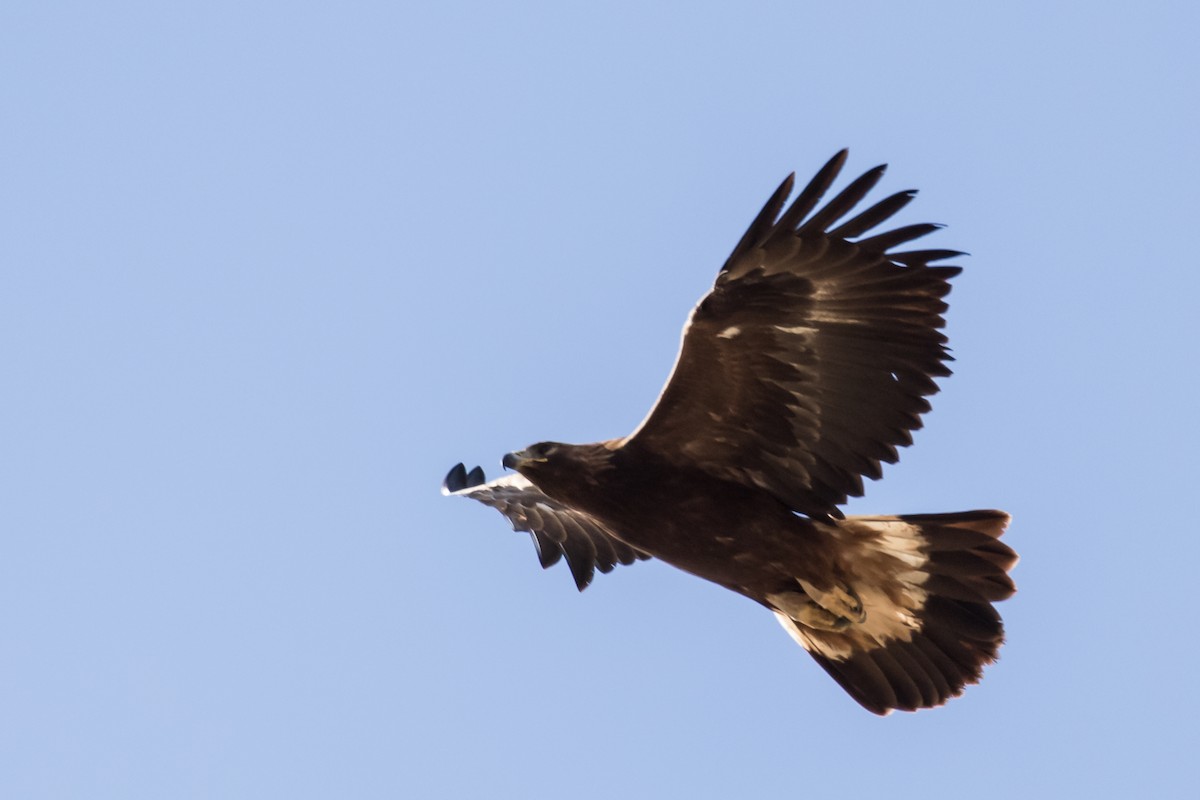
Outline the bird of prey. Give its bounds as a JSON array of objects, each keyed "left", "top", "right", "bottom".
[{"left": 443, "top": 151, "right": 1016, "bottom": 715}]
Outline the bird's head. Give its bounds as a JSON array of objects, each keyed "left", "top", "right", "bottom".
[
  {"left": 502, "top": 441, "right": 567, "bottom": 477},
  {"left": 502, "top": 440, "right": 615, "bottom": 500}
]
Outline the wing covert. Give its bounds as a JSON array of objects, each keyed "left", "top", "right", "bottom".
[{"left": 622, "top": 151, "right": 963, "bottom": 519}]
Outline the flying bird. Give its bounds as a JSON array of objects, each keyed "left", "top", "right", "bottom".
[{"left": 442, "top": 151, "right": 1016, "bottom": 715}]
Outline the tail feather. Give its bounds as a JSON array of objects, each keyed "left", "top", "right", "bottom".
[{"left": 777, "top": 509, "right": 1016, "bottom": 715}]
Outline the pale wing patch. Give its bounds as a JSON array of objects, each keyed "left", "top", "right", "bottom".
[{"left": 774, "top": 324, "right": 818, "bottom": 336}]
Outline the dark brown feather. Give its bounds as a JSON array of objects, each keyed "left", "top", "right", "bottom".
[
  {"left": 623, "top": 157, "right": 962, "bottom": 518},
  {"left": 829, "top": 189, "right": 917, "bottom": 238},
  {"left": 772, "top": 149, "right": 850, "bottom": 235}
]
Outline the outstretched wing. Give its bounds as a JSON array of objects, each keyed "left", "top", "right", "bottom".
[
  {"left": 622, "top": 150, "right": 962, "bottom": 520},
  {"left": 441, "top": 463, "right": 650, "bottom": 591}
]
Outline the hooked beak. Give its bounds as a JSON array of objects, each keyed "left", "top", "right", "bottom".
[{"left": 502, "top": 450, "right": 546, "bottom": 471}]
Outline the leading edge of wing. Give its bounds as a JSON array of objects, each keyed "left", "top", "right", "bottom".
[{"left": 619, "top": 151, "right": 964, "bottom": 518}]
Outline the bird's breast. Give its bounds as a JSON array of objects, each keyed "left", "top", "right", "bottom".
[{"left": 573, "top": 466, "right": 828, "bottom": 596}]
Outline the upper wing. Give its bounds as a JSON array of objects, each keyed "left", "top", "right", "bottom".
[
  {"left": 441, "top": 463, "right": 650, "bottom": 591},
  {"left": 621, "top": 150, "right": 962, "bottom": 520}
]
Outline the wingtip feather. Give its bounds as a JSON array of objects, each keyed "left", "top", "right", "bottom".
[
  {"left": 442, "top": 463, "right": 488, "bottom": 494},
  {"left": 466, "top": 465, "right": 486, "bottom": 487},
  {"left": 442, "top": 462, "right": 467, "bottom": 494}
]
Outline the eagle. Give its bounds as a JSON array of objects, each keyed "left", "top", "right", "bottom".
[{"left": 442, "top": 151, "right": 1016, "bottom": 715}]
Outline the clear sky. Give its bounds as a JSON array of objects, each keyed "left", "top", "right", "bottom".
[{"left": 3, "top": 1, "right": 1198, "bottom": 797}]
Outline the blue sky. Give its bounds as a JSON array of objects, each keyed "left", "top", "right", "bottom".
[{"left": 3, "top": 1, "right": 1198, "bottom": 797}]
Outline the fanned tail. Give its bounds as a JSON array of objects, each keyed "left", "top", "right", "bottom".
[{"left": 775, "top": 510, "right": 1016, "bottom": 715}]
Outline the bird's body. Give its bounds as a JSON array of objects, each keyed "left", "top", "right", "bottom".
[
  {"left": 520, "top": 440, "right": 833, "bottom": 600},
  {"left": 443, "top": 151, "right": 1017, "bottom": 714}
]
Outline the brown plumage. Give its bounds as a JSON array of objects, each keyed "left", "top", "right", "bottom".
[{"left": 442, "top": 151, "right": 1016, "bottom": 715}]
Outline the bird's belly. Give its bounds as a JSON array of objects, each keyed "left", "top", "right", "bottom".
[{"left": 592, "top": 486, "right": 827, "bottom": 598}]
